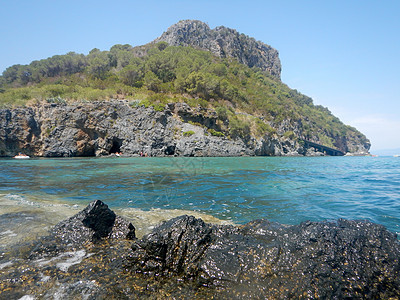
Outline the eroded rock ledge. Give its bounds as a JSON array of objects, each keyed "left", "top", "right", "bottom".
[
  {"left": 0, "top": 200, "right": 399, "bottom": 299},
  {"left": 0, "top": 100, "right": 370, "bottom": 157}
]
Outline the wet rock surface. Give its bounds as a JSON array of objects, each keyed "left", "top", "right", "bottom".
[
  {"left": 1, "top": 201, "right": 399, "bottom": 299},
  {"left": 0, "top": 201, "right": 137, "bottom": 299},
  {"left": 129, "top": 215, "right": 400, "bottom": 298},
  {"left": 28, "top": 200, "right": 136, "bottom": 257},
  {"left": 53, "top": 199, "right": 136, "bottom": 243}
]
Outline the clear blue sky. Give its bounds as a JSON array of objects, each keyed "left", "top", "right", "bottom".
[{"left": 1, "top": 0, "right": 399, "bottom": 153}]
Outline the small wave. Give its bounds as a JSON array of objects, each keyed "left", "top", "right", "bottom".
[
  {"left": 4, "top": 194, "right": 40, "bottom": 207},
  {"left": 0, "top": 261, "right": 13, "bottom": 270},
  {"left": 0, "top": 230, "right": 17, "bottom": 237},
  {"left": 1, "top": 193, "right": 83, "bottom": 211},
  {"left": 56, "top": 250, "right": 88, "bottom": 272},
  {"left": 18, "top": 296, "right": 36, "bottom": 300},
  {"left": 118, "top": 207, "right": 234, "bottom": 238},
  {"left": 0, "top": 230, "right": 15, "bottom": 236},
  {"left": 35, "top": 249, "right": 89, "bottom": 272}
]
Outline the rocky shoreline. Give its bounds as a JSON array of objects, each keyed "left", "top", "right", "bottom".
[
  {"left": 1, "top": 200, "right": 399, "bottom": 298},
  {"left": 0, "top": 100, "right": 369, "bottom": 158}
]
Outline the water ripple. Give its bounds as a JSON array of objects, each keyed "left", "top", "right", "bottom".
[{"left": 1, "top": 156, "right": 399, "bottom": 235}]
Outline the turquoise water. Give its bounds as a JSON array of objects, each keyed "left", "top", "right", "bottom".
[{"left": 1, "top": 156, "right": 399, "bottom": 238}]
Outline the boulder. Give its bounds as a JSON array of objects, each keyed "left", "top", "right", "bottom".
[
  {"left": 53, "top": 199, "right": 136, "bottom": 244},
  {"left": 129, "top": 215, "right": 400, "bottom": 298},
  {"left": 29, "top": 200, "right": 135, "bottom": 257}
]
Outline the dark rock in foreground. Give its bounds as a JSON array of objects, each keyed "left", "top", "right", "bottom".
[
  {"left": 130, "top": 215, "right": 400, "bottom": 298},
  {"left": 53, "top": 199, "right": 136, "bottom": 243},
  {"left": 29, "top": 200, "right": 135, "bottom": 257},
  {"left": 1, "top": 201, "right": 399, "bottom": 299}
]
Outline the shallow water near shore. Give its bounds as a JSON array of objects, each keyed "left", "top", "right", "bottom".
[
  {"left": 0, "top": 156, "right": 399, "bottom": 248},
  {"left": 1, "top": 156, "right": 400, "bottom": 298}
]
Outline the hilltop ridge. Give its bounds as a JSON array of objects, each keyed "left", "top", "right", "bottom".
[{"left": 154, "top": 20, "right": 281, "bottom": 79}]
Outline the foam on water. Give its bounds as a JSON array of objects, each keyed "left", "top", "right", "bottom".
[
  {"left": 0, "top": 261, "right": 13, "bottom": 270},
  {"left": 49, "top": 280, "right": 100, "bottom": 300},
  {"left": 0, "top": 192, "right": 232, "bottom": 246},
  {"left": 35, "top": 250, "right": 88, "bottom": 272},
  {"left": 18, "top": 296, "right": 36, "bottom": 300},
  {"left": 0, "top": 193, "right": 83, "bottom": 248},
  {"left": 39, "top": 274, "right": 51, "bottom": 282},
  {"left": 118, "top": 207, "right": 234, "bottom": 237}
]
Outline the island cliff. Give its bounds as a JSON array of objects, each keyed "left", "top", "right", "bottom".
[
  {"left": 0, "top": 100, "right": 369, "bottom": 157},
  {"left": 0, "top": 20, "right": 371, "bottom": 157}
]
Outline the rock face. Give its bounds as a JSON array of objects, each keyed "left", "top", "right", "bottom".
[
  {"left": 0, "top": 101, "right": 251, "bottom": 157},
  {"left": 130, "top": 215, "right": 400, "bottom": 298},
  {"left": 29, "top": 200, "right": 135, "bottom": 258},
  {"left": 154, "top": 20, "right": 282, "bottom": 79},
  {"left": 1, "top": 202, "right": 399, "bottom": 298},
  {"left": 0, "top": 101, "right": 370, "bottom": 157},
  {"left": 0, "top": 200, "right": 137, "bottom": 299},
  {"left": 52, "top": 199, "right": 136, "bottom": 244}
]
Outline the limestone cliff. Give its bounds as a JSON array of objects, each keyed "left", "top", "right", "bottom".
[
  {"left": 0, "top": 101, "right": 370, "bottom": 157},
  {"left": 0, "top": 21, "right": 371, "bottom": 157},
  {"left": 154, "top": 20, "right": 281, "bottom": 79}
]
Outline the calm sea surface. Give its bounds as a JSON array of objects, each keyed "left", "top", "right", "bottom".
[{"left": 1, "top": 156, "right": 399, "bottom": 245}]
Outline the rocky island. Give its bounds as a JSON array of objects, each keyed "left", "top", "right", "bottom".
[
  {"left": 1, "top": 200, "right": 398, "bottom": 298},
  {"left": 0, "top": 20, "right": 370, "bottom": 157}
]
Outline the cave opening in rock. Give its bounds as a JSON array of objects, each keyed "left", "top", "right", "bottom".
[
  {"left": 164, "top": 145, "right": 175, "bottom": 156},
  {"left": 82, "top": 147, "right": 96, "bottom": 157},
  {"left": 109, "top": 138, "right": 122, "bottom": 154}
]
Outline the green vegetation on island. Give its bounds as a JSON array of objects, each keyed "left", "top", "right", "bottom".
[{"left": 0, "top": 42, "right": 368, "bottom": 149}]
